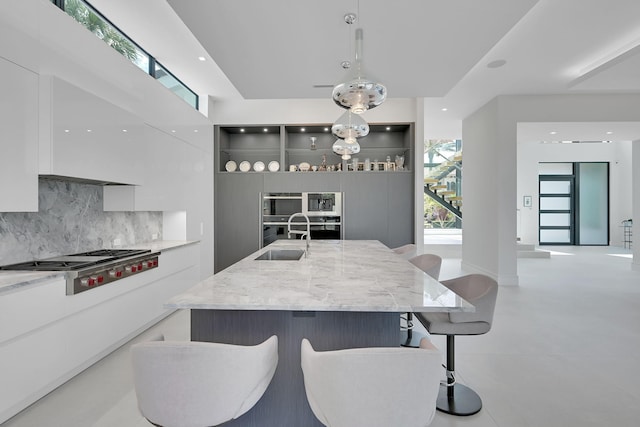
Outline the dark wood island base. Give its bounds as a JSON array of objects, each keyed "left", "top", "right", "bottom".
[{"left": 191, "top": 309, "right": 399, "bottom": 427}]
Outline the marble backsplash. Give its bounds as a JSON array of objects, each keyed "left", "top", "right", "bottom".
[{"left": 0, "top": 178, "right": 162, "bottom": 265}]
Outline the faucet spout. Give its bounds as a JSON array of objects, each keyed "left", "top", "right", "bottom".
[{"left": 287, "top": 212, "right": 311, "bottom": 255}]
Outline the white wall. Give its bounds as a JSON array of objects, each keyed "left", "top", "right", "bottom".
[
  {"left": 209, "top": 97, "right": 417, "bottom": 126},
  {"left": 516, "top": 139, "right": 633, "bottom": 246},
  {"left": 462, "top": 99, "right": 519, "bottom": 285},
  {"left": 462, "top": 94, "right": 640, "bottom": 284},
  {"left": 633, "top": 140, "right": 640, "bottom": 267}
]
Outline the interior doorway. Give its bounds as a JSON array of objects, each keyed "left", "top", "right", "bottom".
[{"left": 539, "top": 162, "right": 609, "bottom": 246}]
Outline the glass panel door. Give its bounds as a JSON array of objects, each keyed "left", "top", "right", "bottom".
[
  {"left": 576, "top": 163, "right": 609, "bottom": 245},
  {"left": 538, "top": 162, "right": 609, "bottom": 246},
  {"left": 539, "top": 175, "right": 574, "bottom": 245}
]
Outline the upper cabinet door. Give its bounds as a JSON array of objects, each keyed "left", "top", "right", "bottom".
[
  {"left": 40, "top": 76, "right": 144, "bottom": 185},
  {"left": 0, "top": 58, "right": 38, "bottom": 212}
]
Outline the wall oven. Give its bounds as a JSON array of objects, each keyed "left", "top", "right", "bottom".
[
  {"left": 303, "top": 192, "right": 342, "bottom": 217},
  {"left": 261, "top": 192, "right": 343, "bottom": 247}
]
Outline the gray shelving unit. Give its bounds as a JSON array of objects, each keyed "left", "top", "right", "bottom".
[{"left": 214, "top": 123, "right": 415, "bottom": 272}]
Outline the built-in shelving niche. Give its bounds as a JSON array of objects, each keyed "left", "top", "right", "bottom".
[{"left": 216, "top": 123, "right": 413, "bottom": 173}]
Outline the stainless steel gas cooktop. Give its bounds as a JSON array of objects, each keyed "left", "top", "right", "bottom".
[{"left": 0, "top": 249, "right": 160, "bottom": 295}]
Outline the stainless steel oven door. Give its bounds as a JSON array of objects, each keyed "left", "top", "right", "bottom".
[
  {"left": 262, "top": 193, "right": 302, "bottom": 217},
  {"left": 302, "top": 192, "right": 342, "bottom": 217}
]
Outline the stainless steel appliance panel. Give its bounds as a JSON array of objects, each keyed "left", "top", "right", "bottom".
[{"left": 261, "top": 192, "right": 343, "bottom": 247}]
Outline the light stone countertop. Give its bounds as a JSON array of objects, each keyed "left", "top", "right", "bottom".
[
  {"left": 0, "top": 240, "right": 197, "bottom": 294},
  {"left": 165, "top": 240, "right": 474, "bottom": 313},
  {"left": 125, "top": 240, "right": 199, "bottom": 252},
  {"left": 0, "top": 271, "right": 66, "bottom": 295}
]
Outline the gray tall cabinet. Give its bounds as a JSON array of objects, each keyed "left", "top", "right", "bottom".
[{"left": 214, "top": 124, "right": 415, "bottom": 272}]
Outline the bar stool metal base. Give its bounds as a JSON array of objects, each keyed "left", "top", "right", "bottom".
[
  {"left": 436, "top": 383, "right": 482, "bottom": 416},
  {"left": 399, "top": 329, "right": 427, "bottom": 348},
  {"left": 400, "top": 312, "right": 428, "bottom": 347}
]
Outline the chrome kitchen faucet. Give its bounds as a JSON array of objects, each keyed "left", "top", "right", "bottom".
[{"left": 287, "top": 212, "right": 311, "bottom": 256}]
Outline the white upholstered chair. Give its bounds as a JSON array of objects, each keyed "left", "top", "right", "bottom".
[
  {"left": 402, "top": 253, "right": 443, "bottom": 347},
  {"left": 131, "top": 335, "right": 278, "bottom": 427},
  {"left": 300, "top": 338, "right": 441, "bottom": 427},
  {"left": 415, "top": 274, "right": 498, "bottom": 416}
]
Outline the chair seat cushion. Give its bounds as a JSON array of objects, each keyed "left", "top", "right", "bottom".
[{"left": 415, "top": 312, "right": 491, "bottom": 336}]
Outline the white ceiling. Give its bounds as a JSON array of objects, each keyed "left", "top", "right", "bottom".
[{"left": 90, "top": 0, "right": 640, "bottom": 141}]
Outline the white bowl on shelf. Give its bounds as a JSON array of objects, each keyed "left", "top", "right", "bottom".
[
  {"left": 239, "top": 161, "right": 251, "bottom": 172},
  {"left": 225, "top": 160, "right": 237, "bottom": 172},
  {"left": 253, "top": 161, "right": 265, "bottom": 172},
  {"left": 268, "top": 161, "right": 280, "bottom": 172}
]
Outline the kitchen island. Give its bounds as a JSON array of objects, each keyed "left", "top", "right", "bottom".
[{"left": 165, "top": 240, "right": 473, "bottom": 426}]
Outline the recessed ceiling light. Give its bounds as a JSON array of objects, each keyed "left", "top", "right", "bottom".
[
  {"left": 64, "top": 129, "right": 70, "bottom": 133},
  {"left": 386, "top": 127, "right": 391, "bottom": 131},
  {"left": 263, "top": 128, "right": 268, "bottom": 132},
  {"left": 441, "top": 108, "right": 448, "bottom": 111},
  {"left": 240, "top": 128, "right": 245, "bottom": 132},
  {"left": 324, "top": 127, "right": 329, "bottom": 132},
  {"left": 606, "top": 131, "right": 613, "bottom": 135},
  {"left": 550, "top": 131, "right": 557, "bottom": 135},
  {"left": 198, "top": 56, "right": 206, "bottom": 61},
  {"left": 122, "top": 129, "right": 127, "bottom": 132},
  {"left": 194, "top": 129, "right": 198, "bottom": 133},
  {"left": 487, "top": 59, "right": 507, "bottom": 69},
  {"left": 171, "top": 129, "right": 176, "bottom": 133},
  {"left": 301, "top": 128, "right": 306, "bottom": 132},
  {"left": 87, "top": 129, "right": 92, "bottom": 132}
]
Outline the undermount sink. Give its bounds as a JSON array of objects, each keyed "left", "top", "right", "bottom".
[{"left": 255, "top": 249, "right": 305, "bottom": 261}]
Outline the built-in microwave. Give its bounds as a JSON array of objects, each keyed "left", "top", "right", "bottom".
[
  {"left": 303, "top": 192, "right": 342, "bottom": 217},
  {"left": 262, "top": 193, "right": 303, "bottom": 222}
]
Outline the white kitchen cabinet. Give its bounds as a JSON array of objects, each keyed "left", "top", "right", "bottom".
[
  {"left": 0, "top": 243, "right": 199, "bottom": 423},
  {"left": 104, "top": 124, "right": 211, "bottom": 211},
  {"left": 0, "top": 57, "right": 39, "bottom": 212},
  {"left": 39, "top": 76, "right": 144, "bottom": 185}
]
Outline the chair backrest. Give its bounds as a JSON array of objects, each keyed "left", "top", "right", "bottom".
[
  {"left": 301, "top": 338, "right": 441, "bottom": 427},
  {"left": 392, "top": 243, "right": 417, "bottom": 259},
  {"left": 409, "top": 253, "right": 443, "bottom": 280},
  {"left": 443, "top": 274, "right": 498, "bottom": 327},
  {"left": 131, "top": 335, "right": 278, "bottom": 427}
]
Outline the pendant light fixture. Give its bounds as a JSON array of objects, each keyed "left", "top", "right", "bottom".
[
  {"left": 331, "top": 110, "right": 369, "bottom": 144},
  {"left": 332, "top": 137, "right": 361, "bottom": 160},
  {"left": 332, "top": 14, "right": 387, "bottom": 114}
]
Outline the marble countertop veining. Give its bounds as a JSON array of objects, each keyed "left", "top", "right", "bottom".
[{"left": 165, "top": 240, "right": 474, "bottom": 313}]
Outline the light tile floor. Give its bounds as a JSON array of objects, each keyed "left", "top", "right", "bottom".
[{"left": 4, "top": 244, "right": 639, "bottom": 427}]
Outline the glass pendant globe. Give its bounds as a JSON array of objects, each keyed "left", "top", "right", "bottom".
[
  {"left": 332, "top": 138, "right": 361, "bottom": 158},
  {"left": 332, "top": 77, "right": 387, "bottom": 114},
  {"left": 331, "top": 110, "right": 370, "bottom": 140},
  {"left": 332, "top": 29, "right": 387, "bottom": 114}
]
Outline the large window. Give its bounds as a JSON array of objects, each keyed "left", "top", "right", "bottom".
[{"left": 53, "top": 0, "right": 199, "bottom": 110}]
